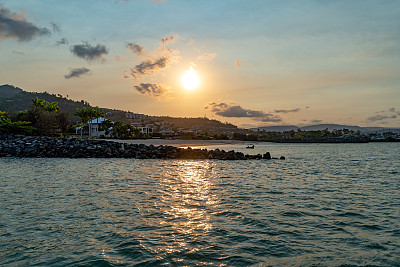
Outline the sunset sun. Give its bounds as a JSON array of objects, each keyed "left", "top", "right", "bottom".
[{"left": 181, "top": 66, "right": 200, "bottom": 90}]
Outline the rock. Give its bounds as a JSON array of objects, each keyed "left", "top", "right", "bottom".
[
  {"left": 263, "top": 152, "right": 271, "bottom": 159},
  {"left": 280, "top": 156, "right": 285, "bottom": 160},
  {"left": 0, "top": 134, "right": 285, "bottom": 160}
]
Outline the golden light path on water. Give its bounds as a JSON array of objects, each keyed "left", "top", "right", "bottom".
[
  {"left": 159, "top": 161, "right": 217, "bottom": 256},
  {"left": 134, "top": 160, "right": 219, "bottom": 262}
]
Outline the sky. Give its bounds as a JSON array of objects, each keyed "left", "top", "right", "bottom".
[{"left": 1, "top": 0, "right": 399, "bottom": 128}]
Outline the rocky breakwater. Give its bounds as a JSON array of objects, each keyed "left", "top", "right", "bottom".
[{"left": 0, "top": 135, "right": 285, "bottom": 160}]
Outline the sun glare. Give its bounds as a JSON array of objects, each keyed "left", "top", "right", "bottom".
[{"left": 181, "top": 66, "right": 200, "bottom": 90}]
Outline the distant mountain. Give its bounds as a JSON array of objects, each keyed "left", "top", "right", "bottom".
[
  {"left": 254, "top": 123, "right": 400, "bottom": 133},
  {"left": 300, "top": 124, "right": 363, "bottom": 132},
  {"left": 253, "top": 125, "right": 299, "bottom": 132}
]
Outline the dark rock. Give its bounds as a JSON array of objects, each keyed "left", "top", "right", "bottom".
[
  {"left": 0, "top": 135, "right": 285, "bottom": 160},
  {"left": 263, "top": 152, "right": 271, "bottom": 159}
]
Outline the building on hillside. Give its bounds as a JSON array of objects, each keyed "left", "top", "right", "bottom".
[
  {"left": 158, "top": 130, "right": 175, "bottom": 137},
  {"left": 138, "top": 124, "right": 155, "bottom": 135}
]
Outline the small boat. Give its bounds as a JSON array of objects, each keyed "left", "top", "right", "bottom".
[{"left": 246, "top": 144, "right": 255, "bottom": 149}]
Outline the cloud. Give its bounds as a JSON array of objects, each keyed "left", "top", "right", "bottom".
[
  {"left": 124, "top": 56, "right": 173, "bottom": 80},
  {"left": 134, "top": 83, "right": 167, "bottom": 97},
  {"left": 197, "top": 52, "right": 217, "bottom": 62},
  {"left": 205, "top": 102, "right": 281, "bottom": 122},
  {"left": 64, "top": 67, "right": 91, "bottom": 79},
  {"left": 161, "top": 35, "right": 177, "bottom": 47},
  {"left": 126, "top": 42, "right": 145, "bottom": 55},
  {"left": 50, "top": 21, "right": 61, "bottom": 33},
  {"left": 367, "top": 114, "right": 397, "bottom": 122},
  {"left": 56, "top": 37, "right": 68, "bottom": 45},
  {"left": 70, "top": 42, "right": 109, "bottom": 62},
  {"left": 12, "top": 50, "right": 24, "bottom": 55},
  {"left": 0, "top": 5, "right": 51, "bottom": 41},
  {"left": 235, "top": 59, "right": 244, "bottom": 69},
  {"left": 274, "top": 108, "right": 301, "bottom": 113},
  {"left": 311, "top": 119, "right": 323, "bottom": 124}
]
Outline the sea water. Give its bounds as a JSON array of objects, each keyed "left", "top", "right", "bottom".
[{"left": 0, "top": 142, "right": 399, "bottom": 266}]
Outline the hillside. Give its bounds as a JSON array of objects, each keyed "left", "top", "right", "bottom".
[
  {"left": 156, "top": 116, "right": 239, "bottom": 133},
  {"left": 0, "top": 84, "right": 92, "bottom": 123},
  {"left": 0, "top": 85, "right": 241, "bottom": 132}
]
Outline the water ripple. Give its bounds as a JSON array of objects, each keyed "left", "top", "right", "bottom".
[{"left": 1, "top": 143, "right": 400, "bottom": 266}]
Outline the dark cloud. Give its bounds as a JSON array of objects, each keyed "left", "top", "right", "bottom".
[
  {"left": 367, "top": 114, "right": 397, "bottom": 122},
  {"left": 70, "top": 42, "right": 109, "bottom": 62},
  {"left": 205, "top": 102, "right": 281, "bottom": 122},
  {"left": 126, "top": 42, "right": 144, "bottom": 55},
  {"left": 64, "top": 67, "right": 90, "bottom": 79},
  {"left": 124, "top": 56, "right": 172, "bottom": 80},
  {"left": 50, "top": 21, "right": 61, "bottom": 33},
  {"left": 274, "top": 108, "right": 301, "bottom": 113},
  {"left": 0, "top": 5, "right": 51, "bottom": 41},
  {"left": 56, "top": 37, "right": 68, "bottom": 45},
  {"left": 134, "top": 83, "right": 167, "bottom": 97}
]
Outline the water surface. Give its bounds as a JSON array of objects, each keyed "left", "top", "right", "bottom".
[{"left": 1, "top": 142, "right": 399, "bottom": 266}]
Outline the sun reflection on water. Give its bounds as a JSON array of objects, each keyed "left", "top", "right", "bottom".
[{"left": 156, "top": 160, "right": 218, "bottom": 256}]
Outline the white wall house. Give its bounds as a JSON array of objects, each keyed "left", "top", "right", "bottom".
[
  {"left": 76, "top": 117, "right": 111, "bottom": 138},
  {"left": 138, "top": 125, "right": 155, "bottom": 135}
]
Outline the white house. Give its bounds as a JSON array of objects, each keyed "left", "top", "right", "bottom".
[
  {"left": 76, "top": 117, "right": 111, "bottom": 138},
  {"left": 138, "top": 124, "right": 155, "bottom": 135}
]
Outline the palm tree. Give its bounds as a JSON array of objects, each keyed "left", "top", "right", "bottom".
[
  {"left": 44, "top": 102, "right": 60, "bottom": 112},
  {"left": 31, "top": 97, "right": 46, "bottom": 109},
  {"left": 74, "top": 108, "right": 89, "bottom": 137},
  {"left": 74, "top": 107, "right": 105, "bottom": 138}
]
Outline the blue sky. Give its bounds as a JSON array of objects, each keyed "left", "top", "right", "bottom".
[{"left": 1, "top": 0, "right": 399, "bottom": 127}]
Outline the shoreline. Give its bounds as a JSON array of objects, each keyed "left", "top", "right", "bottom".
[
  {"left": 104, "top": 138, "right": 252, "bottom": 148},
  {"left": 0, "top": 135, "right": 281, "bottom": 160}
]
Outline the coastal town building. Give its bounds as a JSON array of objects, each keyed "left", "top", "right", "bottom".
[{"left": 76, "top": 117, "right": 110, "bottom": 138}]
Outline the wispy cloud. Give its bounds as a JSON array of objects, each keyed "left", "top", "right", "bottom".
[
  {"left": 56, "top": 37, "right": 68, "bottom": 46},
  {"left": 125, "top": 56, "right": 172, "bottom": 80},
  {"left": 126, "top": 42, "right": 145, "bottom": 56},
  {"left": 134, "top": 83, "right": 167, "bottom": 97},
  {"left": 367, "top": 107, "right": 399, "bottom": 122},
  {"left": 160, "top": 35, "right": 177, "bottom": 47},
  {"left": 50, "top": 21, "right": 61, "bottom": 33},
  {"left": 311, "top": 119, "right": 323, "bottom": 124},
  {"left": 205, "top": 102, "right": 281, "bottom": 122},
  {"left": 12, "top": 50, "right": 24, "bottom": 55},
  {"left": 124, "top": 37, "right": 179, "bottom": 81},
  {"left": 197, "top": 52, "right": 217, "bottom": 62},
  {"left": 235, "top": 59, "right": 244, "bottom": 69},
  {"left": 70, "top": 42, "right": 109, "bottom": 62},
  {"left": 64, "top": 67, "right": 90, "bottom": 79},
  {"left": 274, "top": 108, "right": 301, "bottom": 114},
  {"left": 367, "top": 114, "right": 397, "bottom": 122},
  {"left": 0, "top": 5, "right": 50, "bottom": 41}
]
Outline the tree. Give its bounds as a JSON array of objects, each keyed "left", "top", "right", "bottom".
[
  {"left": 74, "top": 107, "right": 90, "bottom": 137},
  {"left": 0, "top": 111, "right": 35, "bottom": 135},
  {"left": 74, "top": 107, "right": 104, "bottom": 138},
  {"left": 18, "top": 98, "right": 69, "bottom": 136}
]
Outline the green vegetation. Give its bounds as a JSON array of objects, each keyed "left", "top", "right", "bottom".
[
  {"left": 74, "top": 107, "right": 104, "bottom": 138},
  {"left": 1, "top": 98, "right": 69, "bottom": 136}
]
